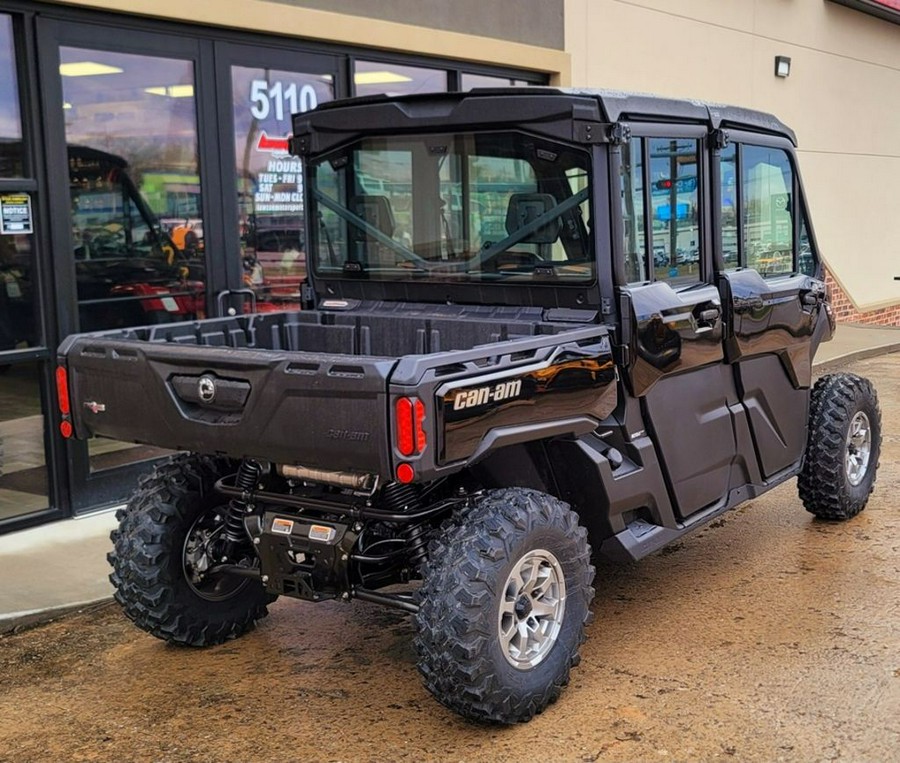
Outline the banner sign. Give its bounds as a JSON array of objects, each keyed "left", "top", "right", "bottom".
[{"left": 829, "top": 0, "right": 900, "bottom": 24}]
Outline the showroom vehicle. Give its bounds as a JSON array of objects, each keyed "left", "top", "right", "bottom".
[
  {"left": 56, "top": 88, "right": 881, "bottom": 724},
  {"left": 69, "top": 146, "right": 205, "bottom": 331}
]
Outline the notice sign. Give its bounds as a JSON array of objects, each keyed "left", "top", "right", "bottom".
[{"left": 0, "top": 193, "right": 33, "bottom": 235}]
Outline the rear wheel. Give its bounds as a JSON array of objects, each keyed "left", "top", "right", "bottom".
[
  {"left": 415, "top": 488, "right": 594, "bottom": 724},
  {"left": 799, "top": 373, "right": 881, "bottom": 520},
  {"left": 108, "top": 453, "right": 271, "bottom": 646}
]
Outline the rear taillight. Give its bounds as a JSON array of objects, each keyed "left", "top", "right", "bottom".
[
  {"left": 395, "top": 396, "right": 426, "bottom": 457},
  {"left": 56, "top": 365, "right": 73, "bottom": 438}
]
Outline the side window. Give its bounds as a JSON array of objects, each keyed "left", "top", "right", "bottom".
[
  {"left": 720, "top": 143, "right": 738, "bottom": 267},
  {"left": 618, "top": 136, "right": 701, "bottom": 286},
  {"left": 742, "top": 145, "right": 793, "bottom": 275},
  {"left": 648, "top": 138, "right": 700, "bottom": 284},
  {"left": 620, "top": 138, "right": 647, "bottom": 282},
  {"left": 798, "top": 207, "right": 818, "bottom": 276}
]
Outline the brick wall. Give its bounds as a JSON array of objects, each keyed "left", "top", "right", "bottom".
[{"left": 825, "top": 268, "right": 900, "bottom": 326}]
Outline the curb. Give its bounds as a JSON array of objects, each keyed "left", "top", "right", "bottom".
[
  {"left": 813, "top": 342, "right": 900, "bottom": 372},
  {"left": 0, "top": 598, "right": 114, "bottom": 637}
]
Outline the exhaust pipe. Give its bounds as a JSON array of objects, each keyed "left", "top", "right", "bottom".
[{"left": 277, "top": 464, "right": 374, "bottom": 491}]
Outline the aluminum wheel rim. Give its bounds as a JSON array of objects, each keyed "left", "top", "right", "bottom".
[
  {"left": 498, "top": 549, "right": 566, "bottom": 669},
  {"left": 845, "top": 411, "right": 872, "bottom": 487}
]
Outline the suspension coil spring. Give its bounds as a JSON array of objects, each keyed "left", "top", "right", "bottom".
[
  {"left": 381, "top": 482, "right": 428, "bottom": 572},
  {"left": 223, "top": 459, "right": 262, "bottom": 547},
  {"left": 401, "top": 522, "right": 431, "bottom": 572}
]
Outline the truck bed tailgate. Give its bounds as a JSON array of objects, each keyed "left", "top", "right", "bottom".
[{"left": 61, "top": 337, "right": 396, "bottom": 475}]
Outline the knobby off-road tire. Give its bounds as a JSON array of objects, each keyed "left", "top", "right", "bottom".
[
  {"left": 108, "top": 453, "right": 271, "bottom": 646},
  {"left": 799, "top": 373, "right": 881, "bottom": 520},
  {"left": 415, "top": 488, "right": 595, "bottom": 724}
]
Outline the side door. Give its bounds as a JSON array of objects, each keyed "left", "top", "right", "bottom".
[
  {"left": 714, "top": 135, "right": 828, "bottom": 480},
  {"left": 615, "top": 128, "right": 738, "bottom": 519}
]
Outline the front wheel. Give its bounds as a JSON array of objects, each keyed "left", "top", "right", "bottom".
[
  {"left": 414, "top": 488, "right": 594, "bottom": 724},
  {"left": 109, "top": 454, "right": 272, "bottom": 646},
  {"left": 798, "top": 373, "right": 881, "bottom": 520}
]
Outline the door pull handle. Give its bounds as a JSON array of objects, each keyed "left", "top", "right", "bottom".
[{"left": 801, "top": 292, "right": 819, "bottom": 306}]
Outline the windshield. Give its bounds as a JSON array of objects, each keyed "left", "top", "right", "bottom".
[{"left": 309, "top": 132, "right": 593, "bottom": 284}]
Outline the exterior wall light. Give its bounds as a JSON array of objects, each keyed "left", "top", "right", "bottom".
[{"left": 775, "top": 55, "right": 792, "bottom": 78}]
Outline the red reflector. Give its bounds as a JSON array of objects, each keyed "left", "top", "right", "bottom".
[
  {"left": 396, "top": 397, "right": 415, "bottom": 456},
  {"left": 55, "top": 366, "right": 70, "bottom": 415},
  {"left": 396, "top": 463, "right": 415, "bottom": 483},
  {"left": 414, "top": 399, "right": 426, "bottom": 453},
  {"left": 59, "top": 420, "right": 73, "bottom": 439}
]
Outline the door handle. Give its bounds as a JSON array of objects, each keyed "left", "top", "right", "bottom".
[
  {"left": 801, "top": 292, "right": 819, "bottom": 307},
  {"left": 734, "top": 296, "right": 765, "bottom": 314},
  {"left": 695, "top": 301, "right": 721, "bottom": 325}
]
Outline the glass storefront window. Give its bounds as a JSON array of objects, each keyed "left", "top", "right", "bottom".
[
  {"left": 0, "top": 362, "right": 49, "bottom": 520},
  {"left": 232, "top": 65, "right": 333, "bottom": 311},
  {"left": 460, "top": 73, "right": 531, "bottom": 90},
  {"left": 0, "top": 15, "right": 23, "bottom": 177},
  {"left": 0, "top": 233, "right": 39, "bottom": 351},
  {"left": 60, "top": 47, "right": 205, "bottom": 332},
  {"left": 354, "top": 60, "right": 447, "bottom": 98}
]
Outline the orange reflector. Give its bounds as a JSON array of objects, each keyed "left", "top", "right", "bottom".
[
  {"left": 396, "top": 463, "right": 415, "bottom": 484},
  {"left": 55, "top": 366, "right": 71, "bottom": 415},
  {"left": 59, "top": 420, "right": 73, "bottom": 439}
]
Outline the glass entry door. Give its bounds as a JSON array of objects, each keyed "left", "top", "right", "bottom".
[
  {"left": 0, "top": 13, "right": 56, "bottom": 526},
  {"left": 36, "top": 22, "right": 341, "bottom": 513},
  {"left": 215, "top": 43, "right": 337, "bottom": 310},
  {"left": 37, "top": 19, "right": 214, "bottom": 511}
]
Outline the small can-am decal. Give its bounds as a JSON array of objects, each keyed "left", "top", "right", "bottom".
[{"left": 271, "top": 517, "right": 294, "bottom": 535}]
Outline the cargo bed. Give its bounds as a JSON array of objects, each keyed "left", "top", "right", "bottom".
[{"left": 58, "top": 303, "right": 612, "bottom": 478}]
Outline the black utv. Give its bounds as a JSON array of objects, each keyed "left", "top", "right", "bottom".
[{"left": 57, "top": 88, "right": 881, "bottom": 724}]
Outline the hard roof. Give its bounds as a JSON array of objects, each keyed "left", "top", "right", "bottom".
[
  {"left": 560, "top": 87, "right": 796, "bottom": 144},
  {"left": 299, "top": 86, "right": 796, "bottom": 151}
]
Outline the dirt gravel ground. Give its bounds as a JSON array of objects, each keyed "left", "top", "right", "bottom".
[{"left": 1, "top": 355, "right": 898, "bottom": 763}]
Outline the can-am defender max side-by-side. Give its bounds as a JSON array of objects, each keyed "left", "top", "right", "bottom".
[{"left": 57, "top": 89, "right": 881, "bottom": 724}]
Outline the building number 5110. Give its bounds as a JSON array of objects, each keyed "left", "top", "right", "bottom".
[{"left": 250, "top": 80, "right": 319, "bottom": 121}]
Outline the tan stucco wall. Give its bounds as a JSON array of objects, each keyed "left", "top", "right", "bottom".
[
  {"left": 48, "top": 0, "right": 570, "bottom": 81},
  {"left": 567, "top": 0, "right": 900, "bottom": 311}
]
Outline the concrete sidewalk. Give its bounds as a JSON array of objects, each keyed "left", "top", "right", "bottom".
[{"left": 2, "top": 322, "right": 899, "bottom": 632}]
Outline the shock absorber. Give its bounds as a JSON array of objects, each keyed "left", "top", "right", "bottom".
[
  {"left": 223, "top": 458, "right": 263, "bottom": 549},
  {"left": 381, "top": 481, "right": 428, "bottom": 572}
]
